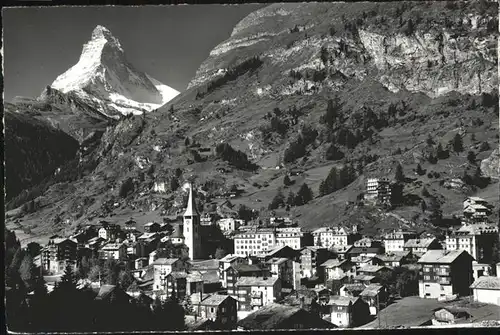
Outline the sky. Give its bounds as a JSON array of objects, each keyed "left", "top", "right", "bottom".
[{"left": 3, "top": 4, "right": 263, "bottom": 102}]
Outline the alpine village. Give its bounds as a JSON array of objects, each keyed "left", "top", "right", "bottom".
[{"left": 4, "top": 1, "right": 500, "bottom": 332}]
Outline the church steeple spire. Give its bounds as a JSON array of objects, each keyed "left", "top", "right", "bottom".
[{"left": 184, "top": 183, "right": 199, "bottom": 217}]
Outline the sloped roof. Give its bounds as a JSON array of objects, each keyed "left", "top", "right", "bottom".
[
  {"left": 184, "top": 183, "right": 199, "bottom": 217},
  {"left": 237, "top": 303, "right": 335, "bottom": 330},
  {"left": 152, "top": 258, "right": 180, "bottom": 265},
  {"left": 360, "top": 284, "right": 383, "bottom": 297},
  {"left": 95, "top": 285, "right": 118, "bottom": 300},
  {"left": 469, "top": 276, "right": 500, "bottom": 290},
  {"left": 220, "top": 254, "right": 241, "bottom": 262},
  {"left": 267, "top": 257, "right": 289, "bottom": 265},
  {"left": 418, "top": 250, "right": 471, "bottom": 264},
  {"left": 237, "top": 276, "right": 278, "bottom": 287},
  {"left": 229, "top": 263, "right": 264, "bottom": 273},
  {"left": 326, "top": 295, "right": 358, "bottom": 306},
  {"left": 347, "top": 247, "right": 382, "bottom": 254},
  {"left": 358, "top": 265, "right": 389, "bottom": 273},
  {"left": 320, "top": 259, "right": 347, "bottom": 268},
  {"left": 375, "top": 251, "right": 410, "bottom": 262},
  {"left": 353, "top": 275, "right": 376, "bottom": 282},
  {"left": 404, "top": 238, "right": 437, "bottom": 248},
  {"left": 341, "top": 283, "right": 366, "bottom": 292},
  {"left": 200, "top": 294, "right": 233, "bottom": 306},
  {"left": 168, "top": 271, "right": 188, "bottom": 279}
]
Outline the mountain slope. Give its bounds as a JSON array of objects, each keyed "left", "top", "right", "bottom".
[
  {"left": 4, "top": 109, "right": 80, "bottom": 202},
  {"left": 8, "top": 2, "right": 499, "bottom": 243}
]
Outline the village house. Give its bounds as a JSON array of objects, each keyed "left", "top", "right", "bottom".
[
  {"left": 352, "top": 274, "right": 379, "bottom": 286},
  {"left": 346, "top": 246, "right": 384, "bottom": 260},
  {"left": 225, "top": 264, "right": 270, "bottom": 298},
  {"left": 418, "top": 249, "right": 474, "bottom": 299},
  {"left": 312, "top": 226, "right": 359, "bottom": 249},
  {"left": 237, "top": 303, "right": 336, "bottom": 330},
  {"left": 403, "top": 238, "right": 441, "bottom": 257},
  {"left": 233, "top": 228, "right": 276, "bottom": 256},
  {"left": 339, "top": 283, "right": 366, "bottom": 298},
  {"left": 445, "top": 223, "right": 498, "bottom": 263},
  {"left": 186, "top": 271, "right": 204, "bottom": 296},
  {"left": 275, "top": 227, "right": 310, "bottom": 249},
  {"left": 330, "top": 245, "right": 353, "bottom": 260},
  {"left": 462, "top": 197, "right": 493, "bottom": 224},
  {"left": 134, "top": 257, "right": 148, "bottom": 270},
  {"left": 143, "top": 222, "right": 161, "bottom": 233},
  {"left": 364, "top": 178, "right": 402, "bottom": 207},
  {"left": 97, "top": 222, "right": 122, "bottom": 241},
  {"left": 152, "top": 258, "right": 190, "bottom": 292},
  {"left": 431, "top": 307, "right": 472, "bottom": 326},
  {"left": 351, "top": 255, "right": 384, "bottom": 268},
  {"left": 266, "top": 257, "right": 300, "bottom": 290},
  {"left": 193, "top": 294, "right": 238, "bottom": 329},
  {"left": 359, "top": 284, "right": 388, "bottom": 315},
  {"left": 354, "top": 237, "right": 382, "bottom": 248},
  {"left": 281, "top": 289, "right": 321, "bottom": 314},
  {"left": 41, "top": 237, "right": 78, "bottom": 274},
  {"left": 372, "top": 251, "right": 411, "bottom": 268},
  {"left": 99, "top": 242, "right": 127, "bottom": 260},
  {"left": 217, "top": 218, "right": 244, "bottom": 232},
  {"left": 235, "top": 276, "right": 282, "bottom": 312},
  {"left": 321, "top": 259, "right": 357, "bottom": 282},
  {"left": 326, "top": 295, "right": 370, "bottom": 328},
  {"left": 383, "top": 230, "right": 418, "bottom": 253},
  {"left": 164, "top": 271, "right": 188, "bottom": 300},
  {"left": 300, "top": 246, "right": 330, "bottom": 279},
  {"left": 469, "top": 276, "right": 500, "bottom": 306},
  {"left": 356, "top": 265, "right": 392, "bottom": 280},
  {"left": 218, "top": 254, "right": 247, "bottom": 287}
]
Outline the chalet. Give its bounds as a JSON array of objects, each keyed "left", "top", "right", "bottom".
[
  {"left": 321, "top": 259, "right": 357, "bottom": 282},
  {"left": 194, "top": 294, "right": 238, "bottom": 330},
  {"left": 97, "top": 223, "right": 122, "bottom": 241},
  {"left": 165, "top": 271, "right": 187, "bottom": 300},
  {"left": 373, "top": 251, "right": 411, "bottom": 268},
  {"left": 144, "top": 222, "right": 160, "bottom": 233},
  {"left": 281, "top": 289, "right": 321, "bottom": 314},
  {"left": 152, "top": 258, "right": 190, "bottom": 292},
  {"left": 404, "top": 238, "right": 441, "bottom": 257},
  {"left": 237, "top": 303, "right": 336, "bottom": 330},
  {"left": 330, "top": 245, "right": 353, "bottom": 260},
  {"left": 94, "top": 285, "right": 131, "bottom": 305},
  {"left": 383, "top": 230, "right": 418, "bottom": 253},
  {"left": 326, "top": 296, "right": 370, "bottom": 328},
  {"left": 353, "top": 275, "right": 379, "bottom": 285},
  {"left": 267, "top": 257, "right": 300, "bottom": 290},
  {"left": 356, "top": 265, "right": 392, "bottom": 279},
  {"left": 359, "top": 284, "right": 388, "bottom": 315},
  {"left": 219, "top": 254, "right": 247, "bottom": 287},
  {"left": 186, "top": 271, "right": 204, "bottom": 296},
  {"left": 99, "top": 242, "right": 127, "bottom": 260},
  {"left": 41, "top": 238, "right": 78, "bottom": 274},
  {"left": 300, "top": 246, "right": 330, "bottom": 279},
  {"left": 469, "top": 276, "right": 500, "bottom": 306},
  {"left": 225, "top": 264, "right": 270, "bottom": 297},
  {"left": 235, "top": 276, "right": 281, "bottom": 312},
  {"left": 432, "top": 307, "right": 472, "bottom": 325},
  {"left": 354, "top": 237, "right": 382, "bottom": 248},
  {"left": 339, "top": 283, "right": 366, "bottom": 298},
  {"left": 346, "top": 246, "right": 383, "bottom": 260},
  {"left": 418, "top": 250, "right": 474, "bottom": 299},
  {"left": 134, "top": 257, "right": 148, "bottom": 270}
]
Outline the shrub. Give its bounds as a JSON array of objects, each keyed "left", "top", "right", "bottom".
[
  {"left": 119, "top": 178, "right": 134, "bottom": 198},
  {"left": 325, "top": 144, "right": 345, "bottom": 161}
]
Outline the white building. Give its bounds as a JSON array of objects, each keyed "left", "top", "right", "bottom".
[
  {"left": 183, "top": 183, "right": 202, "bottom": 260},
  {"left": 152, "top": 258, "right": 189, "bottom": 291},
  {"left": 217, "top": 218, "right": 244, "bottom": 232},
  {"left": 312, "top": 226, "right": 357, "bottom": 248},
  {"left": 275, "top": 227, "right": 304, "bottom": 249},
  {"left": 234, "top": 228, "right": 277, "bottom": 257},
  {"left": 100, "top": 242, "right": 127, "bottom": 260},
  {"left": 364, "top": 178, "right": 392, "bottom": 205},
  {"left": 383, "top": 230, "right": 418, "bottom": 253},
  {"left": 470, "top": 276, "right": 500, "bottom": 306},
  {"left": 445, "top": 223, "right": 498, "bottom": 262}
]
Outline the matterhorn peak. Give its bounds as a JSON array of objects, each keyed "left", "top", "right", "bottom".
[{"left": 49, "top": 25, "right": 179, "bottom": 118}]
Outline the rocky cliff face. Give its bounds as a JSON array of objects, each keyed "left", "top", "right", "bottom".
[{"left": 188, "top": 2, "right": 497, "bottom": 98}]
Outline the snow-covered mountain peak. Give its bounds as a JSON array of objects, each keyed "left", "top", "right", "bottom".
[{"left": 49, "top": 25, "right": 179, "bottom": 118}]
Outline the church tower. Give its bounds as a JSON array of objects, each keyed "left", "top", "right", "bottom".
[{"left": 183, "top": 183, "right": 202, "bottom": 260}]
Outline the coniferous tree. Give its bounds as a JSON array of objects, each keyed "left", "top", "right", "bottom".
[
  {"left": 451, "top": 133, "right": 464, "bottom": 152},
  {"left": 283, "top": 175, "right": 293, "bottom": 186},
  {"left": 394, "top": 163, "right": 405, "bottom": 183},
  {"left": 19, "top": 254, "right": 37, "bottom": 291},
  {"left": 286, "top": 192, "right": 296, "bottom": 206},
  {"left": 436, "top": 142, "right": 449, "bottom": 159},
  {"left": 295, "top": 183, "right": 313, "bottom": 206},
  {"left": 426, "top": 134, "right": 435, "bottom": 146},
  {"left": 56, "top": 263, "right": 77, "bottom": 293},
  {"left": 467, "top": 151, "right": 476, "bottom": 164},
  {"left": 269, "top": 189, "right": 285, "bottom": 210},
  {"left": 416, "top": 163, "right": 425, "bottom": 176}
]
